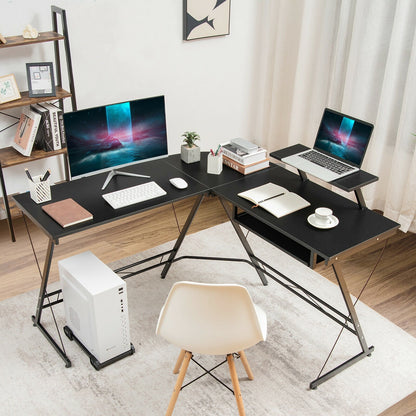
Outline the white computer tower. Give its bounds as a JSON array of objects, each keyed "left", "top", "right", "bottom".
[{"left": 59, "top": 251, "right": 132, "bottom": 366}]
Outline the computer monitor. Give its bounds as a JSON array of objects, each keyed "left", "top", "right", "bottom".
[{"left": 64, "top": 95, "right": 168, "bottom": 189}]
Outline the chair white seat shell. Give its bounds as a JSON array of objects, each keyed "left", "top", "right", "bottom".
[{"left": 156, "top": 281, "right": 267, "bottom": 416}]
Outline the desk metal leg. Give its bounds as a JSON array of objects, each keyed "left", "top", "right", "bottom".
[
  {"left": 354, "top": 188, "right": 367, "bottom": 209},
  {"left": 161, "top": 194, "right": 205, "bottom": 279},
  {"left": 218, "top": 198, "right": 268, "bottom": 286},
  {"left": 0, "top": 164, "right": 16, "bottom": 242},
  {"left": 309, "top": 261, "right": 373, "bottom": 389},
  {"left": 31, "top": 237, "right": 71, "bottom": 368}
]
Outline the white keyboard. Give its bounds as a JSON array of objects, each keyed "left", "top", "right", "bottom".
[{"left": 102, "top": 181, "right": 167, "bottom": 209}]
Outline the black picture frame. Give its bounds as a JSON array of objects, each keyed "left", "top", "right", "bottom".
[
  {"left": 26, "top": 62, "right": 56, "bottom": 98},
  {"left": 183, "top": 0, "right": 231, "bottom": 41}
]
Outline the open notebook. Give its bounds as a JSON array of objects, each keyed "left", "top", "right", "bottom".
[{"left": 238, "top": 182, "right": 310, "bottom": 218}]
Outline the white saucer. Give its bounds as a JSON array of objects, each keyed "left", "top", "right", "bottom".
[{"left": 307, "top": 214, "right": 339, "bottom": 229}]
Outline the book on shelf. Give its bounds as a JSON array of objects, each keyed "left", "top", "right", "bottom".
[
  {"left": 42, "top": 198, "right": 93, "bottom": 228},
  {"left": 47, "top": 102, "right": 67, "bottom": 148},
  {"left": 57, "top": 107, "right": 67, "bottom": 148},
  {"left": 30, "top": 103, "right": 52, "bottom": 151},
  {"left": 38, "top": 102, "right": 62, "bottom": 150},
  {"left": 12, "top": 107, "right": 41, "bottom": 156},
  {"left": 221, "top": 141, "right": 267, "bottom": 165},
  {"left": 223, "top": 154, "right": 269, "bottom": 175},
  {"left": 238, "top": 182, "right": 310, "bottom": 218}
]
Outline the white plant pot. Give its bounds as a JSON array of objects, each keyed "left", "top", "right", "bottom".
[{"left": 181, "top": 145, "right": 200, "bottom": 164}]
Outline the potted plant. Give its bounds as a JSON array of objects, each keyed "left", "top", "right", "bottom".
[{"left": 181, "top": 131, "right": 201, "bottom": 163}]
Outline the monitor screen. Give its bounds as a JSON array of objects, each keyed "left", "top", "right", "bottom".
[
  {"left": 64, "top": 95, "right": 169, "bottom": 179},
  {"left": 314, "top": 108, "right": 373, "bottom": 167}
]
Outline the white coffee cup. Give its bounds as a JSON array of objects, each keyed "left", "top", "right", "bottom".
[{"left": 314, "top": 207, "right": 333, "bottom": 225}]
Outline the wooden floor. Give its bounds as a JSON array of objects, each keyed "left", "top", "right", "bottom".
[{"left": 1, "top": 195, "right": 415, "bottom": 415}]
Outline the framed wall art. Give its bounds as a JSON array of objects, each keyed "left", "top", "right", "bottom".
[
  {"left": 0, "top": 74, "right": 21, "bottom": 104},
  {"left": 183, "top": 0, "right": 231, "bottom": 41},
  {"left": 26, "top": 62, "right": 56, "bottom": 98}
]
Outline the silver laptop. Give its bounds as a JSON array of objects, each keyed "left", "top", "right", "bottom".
[{"left": 282, "top": 108, "right": 374, "bottom": 182}]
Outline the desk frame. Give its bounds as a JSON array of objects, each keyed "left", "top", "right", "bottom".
[
  {"left": 14, "top": 153, "right": 398, "bottom": 389},
  {"left": 158, "top": 194, "right": 394, "bottom": 389}
]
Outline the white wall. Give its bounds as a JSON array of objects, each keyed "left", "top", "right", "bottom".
[{"left": 1, "top": 0, "right": 261, "bottom": 194}]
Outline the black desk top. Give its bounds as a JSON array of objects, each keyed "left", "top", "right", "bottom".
[
  {"left": 13, "top": 152, "right": 399, "bottom": 263},
  {"left": 213, "top": 163, "right": 399, "bottom": 262},
  {"left": 13, "top": 157, "right": 209, "bottom": 241},
  {"left": 166, "top": 153, "right": 251, "bottom": 188}
]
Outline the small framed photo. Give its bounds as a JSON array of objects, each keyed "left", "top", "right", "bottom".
[
  {"left": 26, "top": 62, "right": 56, "bottom": 98},
  {"left": 0, "top": 74, "right": 21, "bottom": 104},
  {"left": 183, "top": 0, "right": 231, "bottom": 41}
]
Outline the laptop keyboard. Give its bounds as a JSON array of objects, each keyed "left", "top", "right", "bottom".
[{"left": 299, "top": 150, "right": 354, "bottom": 175}]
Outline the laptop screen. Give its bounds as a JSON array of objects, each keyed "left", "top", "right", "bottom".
[{"left": 314, "top": 108, "right": 374, "bottom": 167}]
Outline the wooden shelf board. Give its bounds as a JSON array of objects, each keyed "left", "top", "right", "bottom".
[
  {"left": 0, "top": 87, "right": 71, "bottom": 111},
  {"left": 0, "top": 146, "right": 67, "bottom": 168},
  {"left": 0, "top": 31, "right": 64, "bottom": 48}
]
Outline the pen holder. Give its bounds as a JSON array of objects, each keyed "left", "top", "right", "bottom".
[
  {"left": 29, "top": 175, "right": 51, "bottom": 204},
  {"left": 207, "top": 153, "right": 223, "bottom": 175}
]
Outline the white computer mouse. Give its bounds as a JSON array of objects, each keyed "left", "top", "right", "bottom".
[{"left": 169, "top": 177, "right": 188, "bottom": 189}]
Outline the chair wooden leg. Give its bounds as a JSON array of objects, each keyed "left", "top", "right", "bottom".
[
  {"left": 166, "top": 351, "right": 192, "bottom": 416},
  {"left": 238, "top": 350, "right": 254, "bottom": 380},
  {"left": 227, "top": 354, "right": 245, "bottom": 416},
  {"left": 173, "top": 349, "right": 186, "bottom": 374}
]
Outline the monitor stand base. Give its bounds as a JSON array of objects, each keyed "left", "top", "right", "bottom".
[{"left": 101, "top": 170, "right": 151, "bottom": 190}]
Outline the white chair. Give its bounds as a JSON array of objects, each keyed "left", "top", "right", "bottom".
[{"left": 156, "top": 281, "right": 267, "bottom": 416}]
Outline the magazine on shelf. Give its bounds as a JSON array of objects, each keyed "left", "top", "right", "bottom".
[
  {"left": 12, "top": 107, "right": 41, "bottom": 156},
  {"left": 230, "top": 138, "right": 259, "bottom": 154},
  {"left": 238, "top": 182, "right": 310, "bottom": 218},
  {"left": 221, "top": 141, "right": 267, "bottom": 165}
]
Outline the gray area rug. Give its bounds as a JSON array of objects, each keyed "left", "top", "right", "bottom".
[{"left": 0, "top": 222, "right": 415, "bottom": 415}]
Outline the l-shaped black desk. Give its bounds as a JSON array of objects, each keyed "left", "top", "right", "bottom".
[{"left": 13, "top": 150, "right": 399, "bottom": 389}]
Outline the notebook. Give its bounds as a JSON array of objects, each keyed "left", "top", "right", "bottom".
[
  {"left": 42, "top": 198, "right": 93, "bottom": 228},
  {"left": 238, "top": 182, "right": 310, "bottom": 218},
  {"left": 281, "top": 108, "right": 374, "bottom": 182}
]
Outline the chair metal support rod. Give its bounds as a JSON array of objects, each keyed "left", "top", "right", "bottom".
[{"left": 182, "top": 357, "right": 233, "bottom": 394}]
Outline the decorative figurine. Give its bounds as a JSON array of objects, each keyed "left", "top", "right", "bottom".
[{"left": 22, "top": 24, "right": 38, "bottom": 39}]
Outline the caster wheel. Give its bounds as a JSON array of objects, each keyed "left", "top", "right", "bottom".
[{"left": 64, "top": 326, "right": 74, "bottom": 341}]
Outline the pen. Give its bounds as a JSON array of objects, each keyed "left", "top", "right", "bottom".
[
  {"left": 25, "top": 168, "right": 33, "bottom": 182},
  {"left": 251, "top": 192, "right": 284, "bottom": 209},
  {"left": 41, "top": 169, "right": 51, "bottom": 182},
  {"left": 215, "top": 144, "right": 221, "bottom": 156},
  {"left": 210, "top": 149, "right": 215, "bottom": 156}
]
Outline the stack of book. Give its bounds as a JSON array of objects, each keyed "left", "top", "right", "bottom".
[
  {"left": 12, "top": 102, "right": 67, "bottom": 157},
  {"left": 221, "top": 139, "right": 269, "bottom": 175}
]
